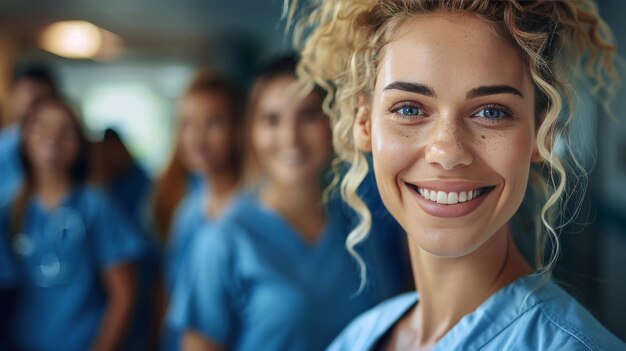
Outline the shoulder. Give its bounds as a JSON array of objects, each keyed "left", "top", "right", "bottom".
[
  {"left": 328, "top": 292, "right": 417, "bottom": 351},
  {"left": 528, "top": 282, "right": 625, "bottom": 350},
  {"left": 190, "top": 217, "right": 246, "bottom": 260},
  {"left": 71, "top": 185, "right": 124, "bottom": 217},
  {"left": 486, "top": 279, "right": 626, "bottom": 351},
  {"left": 170, "top": 190, "right": 204, "bottom": 230},
  {"left": 0, "top": 125, "right": 19, "bottom": 147},
  {"left": 177, "top": 189, "right": 204, "bottom": 214},
  {"left": 188, "top": 197, "right": 262, "bottom": 265}
]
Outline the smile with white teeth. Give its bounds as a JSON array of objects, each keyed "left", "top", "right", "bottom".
[{"left": 416, "top": 186, "right": 492, "bottom": 205}]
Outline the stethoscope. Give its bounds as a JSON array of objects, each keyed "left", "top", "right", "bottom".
[{"left": 12, "top": 206, "right": 86, "bottom": 287}]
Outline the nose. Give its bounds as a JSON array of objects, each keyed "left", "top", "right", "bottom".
[
  {"left": 39, "top": 128, "right": 62, "bottom": 145},
  {"left": 424, "top": 116, "right": 473, "bottom": 171}
]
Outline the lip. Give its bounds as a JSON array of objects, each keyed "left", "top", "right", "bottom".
[{"left": 405, "top": 180, "right": 496, "bottom": 218}]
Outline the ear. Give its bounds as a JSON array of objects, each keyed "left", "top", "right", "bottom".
[
  {"left": 353, "top": 100, "right": 372, "bottom": 152},
  {"left": 531, "top": 145, "right": 542, "bottom": 163}
]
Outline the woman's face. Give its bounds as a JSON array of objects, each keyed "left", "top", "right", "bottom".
[
  {"left": 178, "top": 91, "right": 236, "bottom": 176},
  {"left": 25, "top": 104, "right": 80, "bottom": 175},
  {"left": 359, "top": 14, "right": 540, "bottom": 257},
  {"left": 252, "top": 74, "right": 332, "bottom": 186}
]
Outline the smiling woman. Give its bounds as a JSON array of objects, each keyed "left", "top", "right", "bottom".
[
  {"left": 0, "top": 97, "right": 145, "bottom": 351},
  {"left": 292, "top": 0, "right": 624, "bottom": 350},
  {"left": 366, "top": 14, "right": 541, "bottom": 259}
]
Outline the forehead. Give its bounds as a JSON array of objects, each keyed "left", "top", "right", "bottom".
[
  {"left": 183, "top": 91, "right": 231, "bottom": 110},
  {"left": 258, "top": 75, "right": 296, "bottom": 107},
  {"left": 15, "top": 78, "right": 53, "bottom": 92},
  {"left": 377, "top": 13, "right": 530, "bottom": 95},
  {"left": 35, "top": 104, "right": 71, "bottom": 123},
  {"left": 257, "top": 75, "right": 319, "bottom": 112}
]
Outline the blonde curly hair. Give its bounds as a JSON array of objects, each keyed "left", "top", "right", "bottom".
[{"left": 289, "top": 0, "right": 619, "bottom": 288}]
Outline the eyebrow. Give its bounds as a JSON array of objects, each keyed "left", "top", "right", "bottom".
[
  {"left": 466, "top": 85, "right": 524, "bottom": 99},
  {"left": 383, "top": 81, "right": 524, "bottom": 99},
  {"left": 383, "top": 81, "right": 436, "bottom": 97}
]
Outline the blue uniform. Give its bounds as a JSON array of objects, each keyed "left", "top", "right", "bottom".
[
  {"left": 106, "top": 162, "right": 152, "bottom": 226},
  {"left": 102, "top": 161, "right": 155, "bottom": 351},
  {"left": 162, "top": 186, "right": 245, "bottom": 351},
  {"left": 164, "top": 185, "right": 209, "bottom": 295},
  {"left": 0, "top": 185, "right": 146, "bottom": 351},
  {"left": 0, "top": 125, "right": 23, "bottom": 201},
  {"left": 328, "top": 274, "right": 626, "bottom": 350},
  {"left": 169, "top": 192, "right": 392, "bottom": 351}
]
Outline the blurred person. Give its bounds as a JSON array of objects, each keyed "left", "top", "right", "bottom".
[
  {"left": 93, "top": 128, "right": 152, "bottom": 224},
  {"left": 172, "top": 55, "right": 404, "bottom": 351},
  {"left": 89, "top": 128, "right": 157, "bottom": 350},
  {"left": 293, "top": 0, "right": 626, "bottom": 349},
  {"left": 0, "top": 63, "right": 58, "bottom": 200},
  {"left": 156, "top": 71, "right": 244, "bottom": 350},
  {"left": 0, "top": 97, "right": 146, "bottom": 351}
]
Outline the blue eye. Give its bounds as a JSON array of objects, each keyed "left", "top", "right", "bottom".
[
  {"left": 475, "top": 106, "right": 510, "bottom": 120},
  {"left": 393, "top": 104, "right": 424, "bottom": 119},
  {"left": 400, "top": 106, "right": 419, "bottom": 115}
]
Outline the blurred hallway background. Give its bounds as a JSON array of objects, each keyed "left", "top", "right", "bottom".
[{"left": 0, "top": 0, "right": 291, "bottom": 173}]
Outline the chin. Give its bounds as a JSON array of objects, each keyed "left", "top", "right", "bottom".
[{"left": 406, "top": 225, "right": 500, "bottom": 258}]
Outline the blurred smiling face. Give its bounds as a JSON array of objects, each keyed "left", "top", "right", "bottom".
[
  {"left": 25, "top": 103, "right": 81, "bottom": 174},
  {"left": 252, "top": 74, "right": 332, "bottom": 186},
  {"left": 178, "top": 91, "right": 236, "bottom": 175},
  {"left": 357, "top": 14, "right": 540, "bottom": 257}
]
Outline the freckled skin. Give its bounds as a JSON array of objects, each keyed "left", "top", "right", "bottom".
[
  {"left": 352, "top": 13, "right": 544, "bottom": 349},
  {"left": 365, "top": 13, "right": 537, "bottom": 257}
]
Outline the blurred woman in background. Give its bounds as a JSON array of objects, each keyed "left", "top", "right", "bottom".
[
  {"left": 171, "top": 55, "right": 403, "bottom": 351},
  {"left": 0, "top": 63, "right": 58, "bottom": 201},
  {"left": 159, "top": 71, "right": 244, "bottom": 350},
  {"left": 0, "top": 97, "right": 145, "bottom": 351}
]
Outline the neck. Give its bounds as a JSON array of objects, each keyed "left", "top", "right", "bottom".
[
  {"left": 204, "top": 167, "right": 238, "bottom": 218},
  {"left": 260, "top": 179, "right": 325, "bottom": 243},
  {"left": 206, "top": 167, "right": 238, "bottom": 197},
  {"left": 406, "top": 225, "right": 531, "bottom": 347},
  {"left": 33, "top": 169, "right": 73, "bottom": 209},
  {"left": 262, "top": 179, "right": 323, "bottom": 214}
]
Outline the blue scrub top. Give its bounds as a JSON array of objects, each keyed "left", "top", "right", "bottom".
[
  {"left": 169, "top": 192, "right": 389, "bottom": 351},
  {"left": 0, "top": 185, "right": 146, "bottom": 351},
  {"left": 328, "top": 274, "right": 626, "bottom": 350},
  {"left": 164, "top": 184, "right": 209, "bottom": 295},
  {"left": 106, "top": 162, "right": 152, "bottom": 226},
  {"left": 162, "top": 188, "right": 243, "bottom": 351},
  {"left": 0, "top": 125, "right": 23, "bottom": 201},
  {"left": 102, "top": 162, "right": 156, "bottom": 351},
  {"left": 0, "top": 191, "right": 17, "bottom": 287}
]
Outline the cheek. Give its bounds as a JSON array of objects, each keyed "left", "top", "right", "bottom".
[
  {"left": 208, "top": 128, "right": 233, "bottom": 156},
  {"left": 306, "top": 121, "right": 333, "bottom": 155},
  {"left": 370, "top": 119, "right": 424, "bottom": 218},
  {"left": 179, "top": 128, "right": 195, "bottom": 153},
  {"left": 24, "top": 135, "right": 39, "bottom": 159},
  {"left": 62, "top": 140, "right": 80, "bottom": 163},
  {"left": 251, "top": 125, "right": 274, "bottom": 162},
  {"left": 483, "top": 127, "right": 534, "bottom": 193}
]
